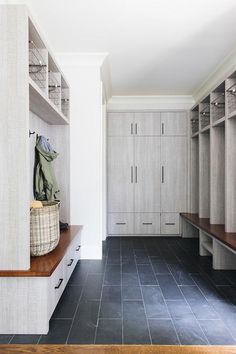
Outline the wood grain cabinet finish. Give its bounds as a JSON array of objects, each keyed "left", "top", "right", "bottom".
[
  {"left": 161, "top": 137, "right": 187, "bottom": 212},
  {"left": 108, "top": 112, "right": 134, "bottom": 136},
  {"left": 161, "top": 213, "right": 180, "bottom": 234},
  {"left": 134, "top": 213, "right": 161, "bottom": 234},
  {"left": 0, "top": 228, "right": 82, "bottom": 334},
  {"left": 108, "top": 213, "right": 134, "bottom": 235},
  {"left": 108, "top": 137, "right": 134, "bottom": 212},
  {"left": 134, "top": 112, "right": 161, "bottom": 136},
  {"left": 107, "top": 111, "right": 188, "bottom": 236},
  {"left": 134, "top": 137, "right": 161, "bottom": 212},
  {"left": 161, "top": 111, "right": 187, "bottom": 136}
]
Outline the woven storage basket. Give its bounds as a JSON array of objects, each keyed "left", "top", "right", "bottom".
[{"left": 30, "top": 201, "right": 60, "bottom": 256}]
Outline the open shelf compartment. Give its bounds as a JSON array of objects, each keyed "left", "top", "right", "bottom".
[
  {"left": 200, "top": 95, "right": 210, "bottom": 129},
  {"left": 211, "top": 81, "right": 225, "bottom": 123},
  {"left": 226, "top": 71, "right": 236, "bottom": 119},
  {"left": 191, "top": 105, "right": 199, "bottom": 135},
  {"left": 48, "top": 54, "right": 61, "bottom": 110},
  {"left": 61, "top": 77, "right": 70, "bottom": 119},
  {"left": 28, "top": 18, "right": 48, "bottom": 95}
]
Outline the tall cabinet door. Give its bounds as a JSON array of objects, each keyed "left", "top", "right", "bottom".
[
  {"left": 134, "top": 137, "right": 161, "bottom": 212},
  {"left": 161, "top": 137, "right": 187, "bottom": 212},
  {"left": 108, "top": 137, "right": 134, "bottom": 212},
  {"left": 134, "top": 112, "right": 161, "bottom": 136},
  {"left": 161, "top": 112, "right": 187, "bottom": 136},
  {"left": 108, "top": 112, "right": 134, "bottom": 137}
]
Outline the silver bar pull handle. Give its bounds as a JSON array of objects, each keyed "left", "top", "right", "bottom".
[
  {"left": 143, "top": 222, "right": 153, "bottom": 225},
  {"left": 161, "top": 122, "right": 164, "bottom": 135},
  {"left": 135, "top": 123, "right": 138, "bottom": 135},
  {"left": 131, "top": 166, "right": 133, "bottom": 183},
  {"left": 116, "top": 222, "right": 126, "bottom": 225},
  {"left": 161, "top": 166, "right": 164, "bottom": 183},
  {"left": 165, "top": 222, "right": 176, "bottom": 225},
  {"left": 76, "top": 246, "right": 81, "bottom": 252},
  {"left": 67, "top": 259, "right": 74, "bottom": 267},
  {"left": 131, "top": 123, "right": 133, "bottom": 135},
  {"left": 135, "top": 166, "right": 138, "bottom": 183}
]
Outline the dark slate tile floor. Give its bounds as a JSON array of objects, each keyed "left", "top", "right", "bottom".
[{"left": 5, "top": 236, "right": 236, "bottom": 345}]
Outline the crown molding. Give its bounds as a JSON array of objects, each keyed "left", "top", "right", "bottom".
[
  {"left": 107, "top": 95, "right": 195, "bottom": 111},
  {"left": 193, "top": 46, "right": 236, "bottom": 103}
]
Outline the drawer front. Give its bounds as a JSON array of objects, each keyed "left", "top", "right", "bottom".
[
  {"left": 48, "top": 261, "right": 66, "bottom": 318},
  {"left": 108, "top": 213, "right": 134, "bottom": 235},
  {"left": 134, "top": 213, "right": 160, "bottom": 234},
  {"left": 161, "top": 213, "right": 180, "bottom": 234},
  {"left": 65, "top": 244, "right": 81, "bottom": 281}
]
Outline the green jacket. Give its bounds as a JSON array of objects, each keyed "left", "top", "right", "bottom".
[{"left": 34, "top": 136, "right": 59, "bottom": 201}]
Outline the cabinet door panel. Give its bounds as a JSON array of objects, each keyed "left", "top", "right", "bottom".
[
  {"left": 161, "top": 112, "right": 187, "bottom": 136},
  {"left": 134, "top": 137, "right": 161, "bottom": 212},
  {"left": 161, "top": 137, "right": 187, "bottom": 212},
  {"left": 134, "top": 213, "right": 160, "bottom": 234},
  {"left": 134, "top": 112, "right": 161, "bottom": 136},
  {"left": 108, "top": 137, "right": 134, "bottom": 212},
  {"left": 108, "top": 112, "right": 134, "bottom": 136}
]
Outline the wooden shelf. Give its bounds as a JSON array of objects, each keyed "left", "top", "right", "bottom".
[
  {"left": 181, "top": 213, "right": 236, "bottom": 252},
  {"left": 29, "top": 77, "right": 69, "bottom": 125},
  {"left": 200, "top": 125, "right": 210, "bottom": 134},
  {"left": 0, "top": 226, "right": 82, "bottom": 277},
  {"left": 212, "top": 116, "right": 225, "bottom": 127},
  {"left": 228, "top": 110, "right": 236, "bottom": 120},
  {"left": 191, "top": 132, "right": 199, "bottom": 138}
]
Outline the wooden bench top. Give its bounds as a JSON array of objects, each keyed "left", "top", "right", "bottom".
[
  {"left": 0, "top": 225, "right": 82, "bottom": 277},
  {"left": 181, "top": 213, "right": 236, "bottom": 252}
]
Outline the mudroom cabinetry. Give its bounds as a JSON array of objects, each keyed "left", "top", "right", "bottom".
[{"left": 107, "top": 111, "right": 188, "bottom": 236}]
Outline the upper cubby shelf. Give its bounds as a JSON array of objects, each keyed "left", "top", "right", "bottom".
[
  {"left": 200, "top": 95, "right": 210, "bottom": 131},
  {"left": 28, "top": 17, "right": 70, "bottom": 125},
  {"left": 191, "top": 105, "right": 199, "bottom": 136},
  {"left": 226, "top": 71, "right": 236, "bottom": 119},
  {"left": 211, "top": 82, "right": 225, "bottom": 124}
]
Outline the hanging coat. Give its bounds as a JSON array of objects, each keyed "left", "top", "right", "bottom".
[{"left": 34, "top": 136, "right": 59, "bottom": 201}]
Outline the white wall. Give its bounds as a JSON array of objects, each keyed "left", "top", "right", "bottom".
[{"left": 57, "top": 54, "right": 105, "bottom": 259}]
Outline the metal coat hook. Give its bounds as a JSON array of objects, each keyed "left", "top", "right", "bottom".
[{"left": 29, "top": 130, "right": 36, "bottom": 138}]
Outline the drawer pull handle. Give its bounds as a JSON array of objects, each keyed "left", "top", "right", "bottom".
[
  {"left": 116, "top": 222, "right": 126, "bottom": 225},
  {"left": 55, "top": 278, "right": 63, "bottom": 289},
  {"left": 76, "top": 246, "right": 81, "bottom": 252},
  {"left": 143, "top": 222, "right": 152, "bottom": 225},
  {"left": 165, "top": 222, "right": 176, "bottom": 225},
  {"left": 67, "top": 259, "right": 74, "bottom": 266}
]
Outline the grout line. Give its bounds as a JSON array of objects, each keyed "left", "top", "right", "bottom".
[
  {"left": 135, "top": 242, "right": 153, "bottom": 345},
  {"left": 147, "top": 249, "right": 181, "bottom": 346},
  {"left": 65, "top": 262, "right": 90, "bottom": 344},
  {"left": 93, "top": 241, "right": 109, "bottom": 344}
]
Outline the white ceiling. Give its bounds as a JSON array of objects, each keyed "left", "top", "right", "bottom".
[{"left": 28, "top": 0, "right": 236, "bottom": 96}]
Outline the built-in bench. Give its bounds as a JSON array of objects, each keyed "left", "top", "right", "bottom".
[{"left": 180, "top": 213, "right": 236, "bottom": 270}]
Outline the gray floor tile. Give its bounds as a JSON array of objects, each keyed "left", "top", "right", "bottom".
[
  {"left": 156, "top": 274, "right": 183, "bottom": 300},
  {"left": 52, "top": 285, "right": 82, "bottom": 319},
  {"left": 173, "top": 314, "right": 208, "bottom": 345},
  {"left": 199, "top": 319, "right": 236, "bottom": 344},
  {"left": 10, "top": 335, "right": 40, "bottom": 344},
  {"left": 149, "top": 319, "right": 180, "bottom": 344},
  {"left": 166, "top": 300, "right": 192, "bottom": 319},
  {"left": 137, "top": 264, "right": 157, "bottom": 285},
  {"left": 122, "top": 285, "right": 142, "bottom": 300},
  {"left": 95, "top": 319, "right": 122, "bottom": 344},
  {"left": 39, "top": 319, "right": 72, "bottom": 344},
  {"left": 142, "top": 286, "right": 169, "bottom": 318}
]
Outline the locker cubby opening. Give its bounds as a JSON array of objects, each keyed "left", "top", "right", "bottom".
[
  {"left": 211, "top": 82, "right": 225, "bottom": 123},
  {"left": 200, "top": 95, "right": 210, "bottom": 130},
  {"left": 28, "top": 18, "right": 48, "bottom": 95},
  {"left": 191, "top": 105, "right": 199, "bottom": 135},
  {"left": 210, "top": 126, "right": 225, "bottom": 224},
  {"left": 61, "top": 77, "right": 70, "bottom": 118},
  {"left": 226, "top": 72, "right": 236, "bottom": 119},
  {"left": 199, "top": 131, "right": 210, "bottom": 218},
  {"left": 48, "top": 54, "right": 61, "bottom": 109},
  {"left": 225, "top": 118, "right": 236, "bottom": 232},
  {"left": 190, "top": 136, "right": 199, "bottom": 213}
]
